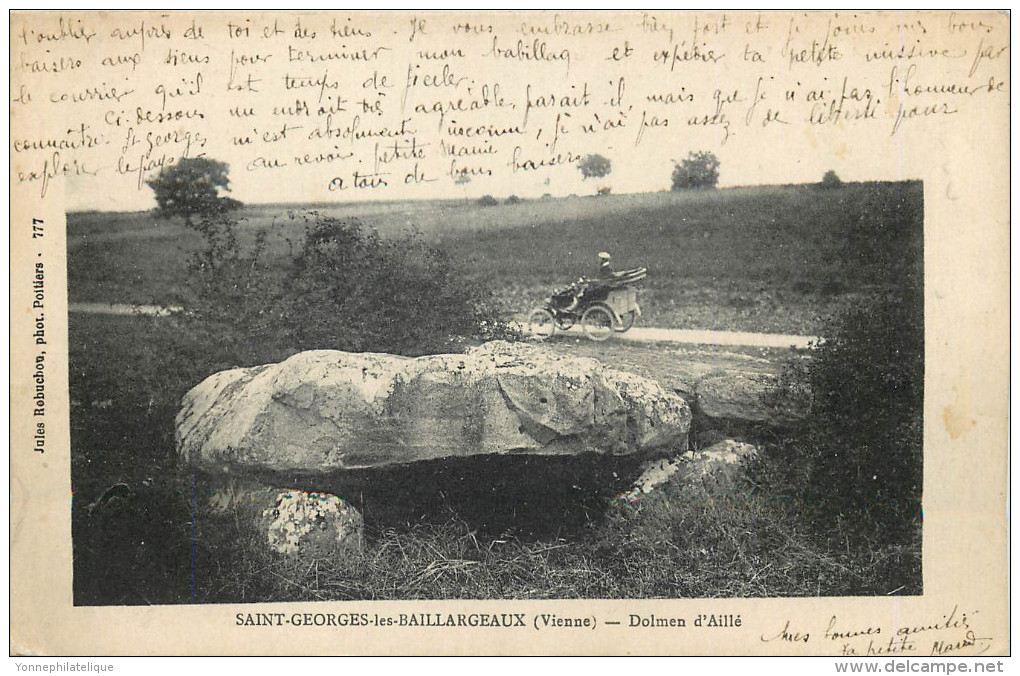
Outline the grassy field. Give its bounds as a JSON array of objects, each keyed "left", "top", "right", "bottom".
[
  {"left": 67, "top": 182, "right": 924, "bottom": 604},
  {"left": 68, "top": 182, "right": 923, "bottom": 335}
]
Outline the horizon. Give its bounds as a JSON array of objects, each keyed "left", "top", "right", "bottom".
[{"left": 65, "top": 177, "right": 922, "bottom": 214}]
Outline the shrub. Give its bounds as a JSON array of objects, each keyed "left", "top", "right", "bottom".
[
  {"left": 146, "top": 157, "right": 242, "bottom": 225},
  {"left": 772, "top": 287, "right": 924, "bottom": 545},
  {"left": 578, "top": 154, "right": 612, "bottom": 180},
  {"left": 505, "top": 195, "right": 521, "bottom": 204},
  {"left": 186, "top": 214, "right": 518, "bottom": 361},
  {"left": 820, "top": 170, "right": 843, "bottom": 189},
  {"left": 671, "top": 151, "right": 720, "bottom": 190},
  {"left": 478, "top": 195, "right": 498, "bottom": 206}
]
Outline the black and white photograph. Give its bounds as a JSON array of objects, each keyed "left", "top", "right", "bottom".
[
  {"left": 10, "top": 9, "right": 1008, "bottom": 657},
  {"left": 66, "top": 169, "right": 926, "bottom": 606}
]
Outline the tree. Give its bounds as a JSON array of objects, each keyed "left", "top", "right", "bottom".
[
  {"left": 578, "top": 154, "right": 612, "bottom": 195},
  {"left": 820, "top": 170, "right": 843, "bottom": 189},
  {"left": 671, "top": 151, "right": 720, "bottom": 190},
  {"left": 579, "top": 154, "right": 612, "bottom": 180},
  {"left": 146, "top": 157, "right": 242, "bottom": 225}
]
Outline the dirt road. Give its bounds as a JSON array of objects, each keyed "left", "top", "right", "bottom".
[
  {"left": 68, "top": 302, "right": 182, "bottom": 317},
  {"left": 69, "top": 302, "right": 818, "bottom": 349},
  {"left": 564, "top": 325, "right": 817, "bottom": 349}
]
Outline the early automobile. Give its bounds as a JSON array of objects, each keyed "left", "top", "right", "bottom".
[{"left": 527, "top": 267, "right": 646, "bottom": 342}]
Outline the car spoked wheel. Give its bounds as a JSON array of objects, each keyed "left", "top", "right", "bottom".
[
  {"left": 613, "top": 310, "right": 636, "bottom": 333},
  {"left": 581, "top": 305, "right": 615, "bottom": 342},
  {"left": 527, "top": 308, "right": 557, "bottom": 340}
]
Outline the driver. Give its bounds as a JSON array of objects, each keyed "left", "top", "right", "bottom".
[
  {"left": 562, "top": 252, "right": 616, "bottom": 311},
  {"left": 597, "top": 251, "right": 614, "bottom": 279}
]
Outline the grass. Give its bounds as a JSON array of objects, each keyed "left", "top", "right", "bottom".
[
  {"left": 68, "top": 182, "right": 923, "bottom": 335},
  {"left": 196, "top": 483, "right": 918, "bottom": 602},
  {"left": 68, "top": 182, "right": 924, "bottom": 604},
  {"left": 75, "top": 415, "right": 920, "bottom": 604}
]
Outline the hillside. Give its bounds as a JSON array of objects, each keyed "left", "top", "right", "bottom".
[{"left": 67, "top": 182, "right": 923, "bottom": 335}]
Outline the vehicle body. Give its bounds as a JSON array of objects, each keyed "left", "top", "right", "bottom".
[{"left": 527, "top": 267, "right": 647, "bottom": 341}]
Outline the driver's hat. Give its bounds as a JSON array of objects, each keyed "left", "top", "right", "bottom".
[{"left": 597, "top": 252, "right": 611, "bottom": 260}]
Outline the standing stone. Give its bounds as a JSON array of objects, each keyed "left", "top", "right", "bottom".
[
  {"left": 175, "top": 342, "right": 691, "bottom": 475},
  {"left": 261, "top": 490, "right": 363, "bottom": 556},
  {"left": 681, "top": 439, "right": 759, "bottom": 488},
  {"left": 616, "top": 438, "right": 759, "bottom": 502}
]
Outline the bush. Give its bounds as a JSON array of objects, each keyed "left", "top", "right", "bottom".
[
  {"left": 478, "top": 195, "right": 498, "bottom": 206},
  {"left": 772, "top": 287, "right": 923, "bottom": 545},
  {"left": 578, "top": 154, "right": 612, "bottom": 180},
  {"left": 671, "top": 151, "right": 720, "bottom": 190},
  {"left": 187, "top": 214, "right": 518, "bottom": 361},
  {"left": 146, "top": 157, "right": 242, "bottom": 225},
  {"left": 505, "top": 195, "right": 521, "bottom": 204},
  {"left": 820, "top": 170, "right": 843, "bottom": 189}
]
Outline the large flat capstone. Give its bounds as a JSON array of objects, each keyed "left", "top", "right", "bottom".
[{"left": 176, "top": 341, "right": 691, "bottom": 474}]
